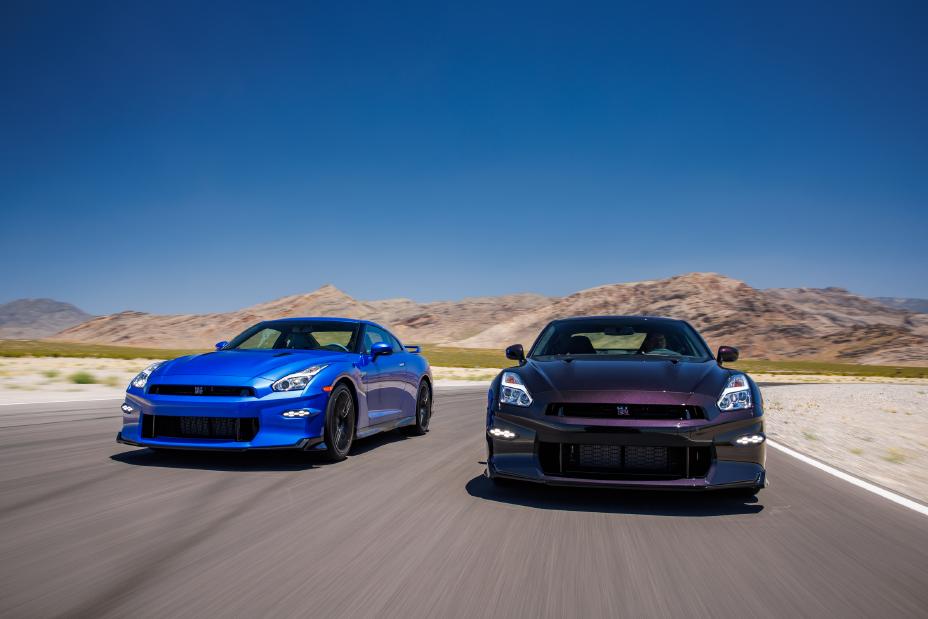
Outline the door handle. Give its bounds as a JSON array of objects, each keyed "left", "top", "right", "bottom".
[{"left": 399, "top": 362, "right": 406, "bottom": 367}]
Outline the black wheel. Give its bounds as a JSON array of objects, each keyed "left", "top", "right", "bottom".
[
  {"left": 323, "top": 384, "right": 355, "bottom": 461},
  {"left": 403, "top": 381, "right": 432, "bottom": 436}
]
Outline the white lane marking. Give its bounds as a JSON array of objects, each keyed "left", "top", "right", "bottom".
[
  {"left": 0, "top": 397, "right": 122, "bottom": 407},
  {"left": 767, "top": 439, "right": 928, "bottom": 517}
]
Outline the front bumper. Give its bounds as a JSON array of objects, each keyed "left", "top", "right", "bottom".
[
  {"left": 116, "top": 432, "right": 324, "bottom": 452},
  {"left": 117, "top": 379, "right": 331, "bottom": 451},
  {"left": 487, "top": 405, "right": 766, "bottom": 490}
]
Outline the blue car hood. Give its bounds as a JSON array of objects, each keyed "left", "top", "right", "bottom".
[{"left": 160, "top": 350, "right": 355, "bottom": 380}]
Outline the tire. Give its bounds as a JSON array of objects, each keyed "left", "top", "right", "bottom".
[
  {"left": 323, "top": 384, "right": 355, "bottom": 461},
  {"left": 402, "top": 381, "right": 432, "bottom": 436}
]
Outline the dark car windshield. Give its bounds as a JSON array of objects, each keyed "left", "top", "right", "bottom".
[
  {"left": 226, "top": 321, "right": 360, "bottom": 353},
  {"left": 529, "top": 318, "right": 712, "bottom": 361}
]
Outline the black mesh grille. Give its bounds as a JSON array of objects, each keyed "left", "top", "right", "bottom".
[
  {"left": 148, "top": 385, "right": 255, "bottom": 397},
  {"left": 547, "top": 403, "right": 703, "bottom": 420},
  {"left": 538, "top": 442, "right": 712, "bottom": 480},
  {"left": 577, "top": 444, "right": 623, "bottom": 468},
  {"left": 141, "top": 415, "right": 259, "bottom": 441}
]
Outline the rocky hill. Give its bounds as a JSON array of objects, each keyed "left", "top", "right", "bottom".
[
  {"left": 0, "top": 299, "right": 93, "bottom": 339},
  {"left": 46, "top": 274, "right": 928, "bottom": 364},
  {"left": 51, "top": 285, "right": 554, "bottom": 350},
  {"left": 456, "top": 275, "right": 928, "bottom": 364}
]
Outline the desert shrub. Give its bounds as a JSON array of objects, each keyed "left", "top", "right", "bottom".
[{"left": 69, "top": 371, "right": 97, "bottom": 384}]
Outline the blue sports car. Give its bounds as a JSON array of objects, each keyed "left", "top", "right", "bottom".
[{"left": 116, "top": 318, "right": 433, "bottom": 461}]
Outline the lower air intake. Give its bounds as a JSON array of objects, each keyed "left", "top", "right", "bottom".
[
  {"left": 141, "top": 415, "right": 259, "bottom": 441},
  {"left": 538, "top": 443, "right": 712, "bottom": 480}
]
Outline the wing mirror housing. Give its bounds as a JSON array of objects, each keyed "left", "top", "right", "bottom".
[
  {"left": 717, "top": 346, "right": 739, "bottom": 365},
  {"left": 371, "top": 342, "right": 394, "bottom": 359},
  {"left": 505, "top": 344, "right": 526, "bottom": 364},
  {"left": 215, "top": 341, "right": 229, "bottom": 351}
]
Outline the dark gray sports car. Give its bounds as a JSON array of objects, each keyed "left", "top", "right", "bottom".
[{"left": 485, "top": 316, "right": 766, "bottom": 495}]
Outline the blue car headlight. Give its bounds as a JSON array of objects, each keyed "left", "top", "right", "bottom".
[
  {"left": 272, "top": 365, "right": 328, "bottom": 392},
  {"left": 131, "top": 362, "right": 163, "bottom": 389}
]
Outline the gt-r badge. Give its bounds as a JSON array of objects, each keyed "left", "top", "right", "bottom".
[
  {"left": 194, "top": 386, "right": 204, "bottom": 395},
  {"left": 616, "top": 405, "right": 630, "bottom": 416}
]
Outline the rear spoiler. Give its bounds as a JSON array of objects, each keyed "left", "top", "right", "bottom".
[{"left": 405, "top": 345, "right": 422, "bottom": 354}]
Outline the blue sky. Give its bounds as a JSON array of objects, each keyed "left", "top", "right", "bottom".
[{"left": 1, "top": 1, "right": 926, "bottom": 314}]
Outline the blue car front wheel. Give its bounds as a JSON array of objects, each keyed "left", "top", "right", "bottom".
[{"left": 323, "top": 384, "right": 355, "bottom": 461}]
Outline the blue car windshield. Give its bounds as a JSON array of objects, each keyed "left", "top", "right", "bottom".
[
  {"left": 529, "top": 319, "right": 712, "bottom": 360},
  {"left": 226, "top": 321, "right": 360, "bottom": 353}
]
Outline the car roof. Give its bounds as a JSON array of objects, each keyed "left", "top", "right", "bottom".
[
  {"left": 549, "top": 315, "right": 687, "bottom": 325},
  {"left": 260, "top": 317, "right": 391, "bottom": 330}
]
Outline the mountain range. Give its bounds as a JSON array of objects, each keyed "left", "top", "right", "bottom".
[
  {"left": 16, "top": 273, "right": 926, "bottom": 365},
  {"left": 0, "top": 299, "right": 94, "bottom": 339},
  {"left": 873, "top": 297, "right": 928, "bottom": 314}
]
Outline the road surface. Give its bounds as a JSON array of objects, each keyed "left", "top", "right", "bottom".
[{"left": 1, "top": 387, "right": 926, "bottom": 617}]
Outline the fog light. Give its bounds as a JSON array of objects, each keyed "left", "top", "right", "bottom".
[
  {"left": 489, "top": 427, "right": 517, "bottom": 440},
  {"left": 282, "top": 410, "right": 312, "bottom": 418},
  {"left": 734, "top": 434, "right": 765, "bottom": 446},
  {"left": 120, "top": 403, "right": 134, "bottom": 414}
]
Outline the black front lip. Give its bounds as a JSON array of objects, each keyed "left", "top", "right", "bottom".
[
  {"left": 486, "top": 460, "right": 766, "bottom": 491},
  {"left": 116, "top": 432, "right": 324, "bottom": 452}
]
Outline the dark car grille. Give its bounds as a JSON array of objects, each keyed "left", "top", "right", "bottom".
[
  {"left": 538, "top": 442, "right": 712, "bottom": 480},
  {"left": 546, "top": 403, "right": 704, "bottom": 420},
  {"left": 148, "top": 384, "right": 255, "bottom": 397},
  {"left": 141, "top": 415, "right": 259, "bottom": 441}
]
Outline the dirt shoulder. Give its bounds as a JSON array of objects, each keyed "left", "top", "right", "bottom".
[{"left": 762, "top": 383, "right": 928, "bottom": 503}]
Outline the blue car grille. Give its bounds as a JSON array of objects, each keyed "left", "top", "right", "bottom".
[
  {"left": 141, "top": 415, "right": 259, "bottom": 441},
  {"left": 148, "top": 385, "right": 255, "bottom": 397}
]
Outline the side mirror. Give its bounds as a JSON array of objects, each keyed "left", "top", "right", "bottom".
[
  {"left": 717, "top": 346, "right": 739, "bottom": 364},
  {"left": 215, "top": 341, "right": 229, "bottom": 351},
  {"left": 505, "top": 344, "right": 525, "bottom": 363},
  {"left": 371, "top": 342, "right": 393, "bottom": 359}
]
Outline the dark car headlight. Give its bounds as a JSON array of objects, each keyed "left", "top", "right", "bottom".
[
  {"left": 500, "top": 371, "right": 533, "bottom": 407},
  {"left": 718, "top": 373, "right": 752, "bottom": 411}
]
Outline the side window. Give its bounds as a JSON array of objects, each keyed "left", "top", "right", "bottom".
[
  {"left": 387, "top": 331, "right": 404, "bottom": 352},
  {"left": 362, "top": 326, "right": 389, "bottom": 354}
]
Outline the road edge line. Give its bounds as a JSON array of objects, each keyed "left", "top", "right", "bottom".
[
  {"left": 766, "top": 439, "right": 928, "bottom": 517},
  {"left": 0, "top": 397, "right": 122, "bottom": 407}
]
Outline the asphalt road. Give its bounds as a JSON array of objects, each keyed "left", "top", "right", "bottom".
[{"left": 1, "top": 388, "right": 926, "bottom": 618}]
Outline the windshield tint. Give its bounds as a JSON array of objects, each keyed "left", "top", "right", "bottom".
[
  {"left": 529, "top": 318, "right": 711, "bottom": 360},
  {"left": 227, "top": 321, "right": 360, "bottom": 352}
]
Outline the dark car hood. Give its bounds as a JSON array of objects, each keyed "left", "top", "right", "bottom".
[
  {"left": 160, "top": 350, "right": 354, "bottom": 380},
  {"left": 522, "top": 357, "right": 726, "bottom": 396}
]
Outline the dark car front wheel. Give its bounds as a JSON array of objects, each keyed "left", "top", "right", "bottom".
[
  {"left": 402, "top": 381, "right": 432, "bottom": 436},
  {"left": 323, "top": 384, "right": 355, "bottom": 461}
]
